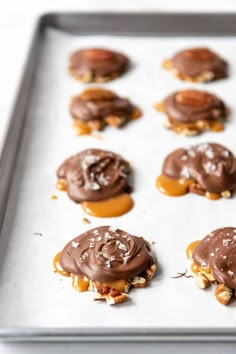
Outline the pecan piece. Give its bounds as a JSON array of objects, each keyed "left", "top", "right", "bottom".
[{"left": 214, "top": 284, "right": 232, "bottom": 305}]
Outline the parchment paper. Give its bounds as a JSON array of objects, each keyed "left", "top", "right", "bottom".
[{"left": 1, "top": 29, "right": 236, "bottom": 329}]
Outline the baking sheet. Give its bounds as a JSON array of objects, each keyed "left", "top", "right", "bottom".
[{"left": 1, "top": 27, "right": 236, "bottom": 330}]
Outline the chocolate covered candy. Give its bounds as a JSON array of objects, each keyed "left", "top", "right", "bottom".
[
  {"left": 163, "top": 47, "right": 228, "bottom": 82},
  {"left": 56, "top": 149, "right": 133, "bottom": 217},
  {"left": 70, "top": 87, "right": 141, "bottom": 134},
  {"left": 187, "top": 227, "right": 236, "bottom": 305},
  {"left": 69, "top": 48, "right": 129, "bottom": 83},
  {"left": 54, "top": 226, "right": 156, "bottom": 305},
  {"left": 156, "top": 143, "right": 236, "bottom": 199},
  {"left": 155, "top": 89, "right": 227, "bottom": 136}
]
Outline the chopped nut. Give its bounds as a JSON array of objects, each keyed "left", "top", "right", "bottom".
[
  {"left": 131, "top": 276, "right": 147, "bottom": 288},
  {"left": 146, "top": 264, "right": 157, "bottom": 279},
  {"left": 87, "top": 119, "right": 104, "bottom": 131},
  {"left": 94, "top": 292, "right": 128, "bottom": 305},
  {"left": 194, "top": 272, "right": 210, "bottom": 289},
  {"left": 180, "top": 128, "right": 200, "bottom": 137},
  {"left": 105, "top": 115, "right": 126, "bottom": 127},
  {"left": 221, "top": 190, "right": 231, "bottom": 199},
  {"left": 214, "top": 284, "right": 232, "bottom": 305}
]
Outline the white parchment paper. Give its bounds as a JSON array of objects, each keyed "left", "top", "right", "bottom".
[{"left": 1, "top": 29, "right": 236, "bottom": 329}]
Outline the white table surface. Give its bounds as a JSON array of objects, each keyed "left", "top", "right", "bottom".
[{"left": 1, "top": 1, "right": 236, "bottom": 353}]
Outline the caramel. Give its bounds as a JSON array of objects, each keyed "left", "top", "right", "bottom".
[
  {"left": 71, "top": 275, "right": 89, "bottom": 292},
  {"left": 81, "top": 193, "right": 133, "bottom": 217},
  {"left": 56, "top": 179, "right": 67, "bottom": 191},
  {"left": 156, "top": 174, "right": 194, "bottom": 197},
  {"left": 186, "top": 240, "right": 200, "bottom": 259},
  {"left": 205, "top": 191, "right": 221, "bottom": 200},
  {"left": 53, "top": 252, "right": 70, "bottom": 277}
]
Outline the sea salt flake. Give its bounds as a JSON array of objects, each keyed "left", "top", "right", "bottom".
[
  {"left": 188, "top": 149, "right": 196, "bottom": 158},
  {"left": 228, "top": 270, "right": 234, "bottom": 276},
  {"left": 205, "top": 149, "right": 214, "bottom": 159},
  {"left": 210, "top": 253, "right": 215, "bottom": 256},
  {"left": 201, "top": 261, "right": 207, "bottom": 267},
  {"left": 72, "top": 241, "right": 80, "bottom": 248},
  {"left": 81, "top": 252, "right": 89, "bottom": 262},
  {"left": 181, "top": 155, "right": 188, "bottom": 161},
  {"left": 123, "top": 256, "right": 130, "bottom": 264},
  {"left": 98, "top": 173, "right": 109, "bottom": 186},
  {"left": 222, "top": 150, "right": 230, "bottom": 158},
  {"left": 118, "top": 243, "right": 128, "bottom": 252},
  {"left": 197, "top": 143, "right": 209, "bottom": 152},
  {"left": 108, "top": 226, "right": 118, "bottom": 233},
  {"left": 181, "top": 166, "right": 190, "bottom": 179},
  {"left": 223, "top": 239, "right": 231, "bottom": 247},
  {"left": 96, "top": 236, "right": 102, "bottom": 241},
  {"left": 104, "top": 232, "right": 113, "bottom": 241},
  {"left": 82, "top": 155, "right": 98, "bottom": 169},
  {"left": 105, "top": 260, "right": 111, "bottom": 268},
  {"left": 85, "top": 181, "right": 100, "bottom": 191}
]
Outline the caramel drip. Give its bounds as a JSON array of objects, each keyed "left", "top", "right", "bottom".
[
  {"left": 71, "top": 274, "right": 89, "bottom": 292},
  {"left": 53, "top": 252, "right": 70, "bottom": 277},
  {"left": 186, "top": 240, "right": 200, "bottom": 259},
  {"left": 81, "top": 193, "right": 133, "bottom": 217},
  {"left": 186, "top": 241, "right": 212, "bottom": 275},
  {"left": 210, "top": 121, "right": 224, "bottom": 132},
  {"left": 73, "top": 121, "right": 91, "bottom": 136},
  {"left": 205, "top": 191, "right": 221, "bottom": 200},
  {"left": 56, "top": 179, "right": 67, "bottom": 191},
  {"left": 156, "top": 174, "right": 194, "bottom": 196},
  {"left": 51, "top": 194, "right": 58, "bottom": 200}
]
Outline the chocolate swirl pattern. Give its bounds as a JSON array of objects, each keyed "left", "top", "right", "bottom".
[
  {"left": 70, "top": 87, "right": 136, "bottom": 128},
  {"left": 69, "top": 48, "right": 129, "bottom": 82},
  {"left": 59, "top": 226, "right": 156, "bottom": 283},
  {"left": 57, "top": 149, "right": 131, "bottom": 202},
  {"left": 163, "top": 143, "right": 236, "bottom": 193},
  {"left": 193, "top": 227, "right": 236, "bottom": 289}
]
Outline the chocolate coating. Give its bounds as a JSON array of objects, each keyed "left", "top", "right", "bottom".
[
  {"left": 162, "top": 143, "right": 236, "bottom": 193},
  {"left": 70, "top": 88, "right": 134, "bottom": 124},
  {"left": 171, "top": 47, "right": 227, "bottom": 80},
  {"left": 59, "top": 226, "right": 155, "bottom": 283},
  {"left": 57, "top": 149, "right": 131, "bottom": 202},
  {"left": 163, "top": 89, "right": 227, "bottom": 124},
  {"left": 193, "top": 227, "right": 236, "bottom": 289},
  {"left": 69, "top": 48, "right": 129, "bottom": 81}
]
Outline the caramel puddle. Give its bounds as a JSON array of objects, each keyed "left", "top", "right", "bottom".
[
  {"left": 81, "top": 193, "right": 133, "bottom": 217},
  {"left": 156, "top": 174, "right": 194, "bottom": 197}
]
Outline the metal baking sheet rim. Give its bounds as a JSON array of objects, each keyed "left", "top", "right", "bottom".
[{"left": 1, "top": 12, "right": 236, "bottom": 342}]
